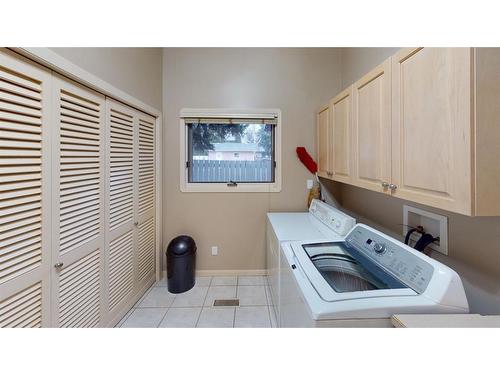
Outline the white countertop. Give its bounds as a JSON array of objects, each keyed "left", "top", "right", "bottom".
[{"left": 392, "top": 314, "right": 500, "bottom": 328}]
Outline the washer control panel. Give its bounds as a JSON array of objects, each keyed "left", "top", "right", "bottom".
[
  {"left": 346, "top": 225, "right": 434, "bottom": 294},
  {"left": 309, "top": 199, "right": 356, "bottom": 236}
]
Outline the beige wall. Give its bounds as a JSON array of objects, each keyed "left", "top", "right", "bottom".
[
  {"left": 50, "top": 48, "right": 163, "bottom": 109},
  {"left": 340, "top": 47, "right": 400, "bottom": 89},
  {"left": 162, "top": 48, "right": 342, "bottom": 272}
]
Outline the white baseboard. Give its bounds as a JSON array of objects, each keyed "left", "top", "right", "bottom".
[
  {"left": 161, "top": 269, "right": 268, "bottom": 278},
  {"left": 196, "top": 269, "right": 268, "bottom": 276}
]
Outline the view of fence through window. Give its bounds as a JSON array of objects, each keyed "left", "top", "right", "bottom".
[{"left": 187, "top": 120, "right": 275, "bottom": 183}]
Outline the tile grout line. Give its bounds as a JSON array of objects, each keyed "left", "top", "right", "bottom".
[
  {"left": 121, "top": 281, "right": 155, "bottom": 327},
  {"left": 157, "top": 306, "right": 170, "bottom": 328},
  {"left": 156, "top": 288, "right": 176, "bottom": 327},
  {"left": 195, "top": 278, "right": 212, "bottom": 328},
  {"left": 264, "top": 282, "right": 274, "bottom": 328}
]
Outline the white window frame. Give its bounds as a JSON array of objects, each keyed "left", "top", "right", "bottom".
[{"left": 179, "top": 108, "right": 282, "bottom": 193}]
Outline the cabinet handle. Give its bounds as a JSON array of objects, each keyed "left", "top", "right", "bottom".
[
  {"left": 54, "top": 262, "right": 64, "bottom": 269},
  {"left": 381, "top": 182, "right": 390, "bottom": 189},
  {"left": 389, "top": 184, "right": 397, "bottom": 191}
]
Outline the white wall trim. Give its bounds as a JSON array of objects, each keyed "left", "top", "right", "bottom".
[
  {"left": 10, "top": 47, "right": 163, "bottom": 282},
  {"left": 161, "top": 269, "right": 268, "bottom": 279},
  {"left": 196, "top": 269, "right": 268, "bottom": 277},
  {"left": 178, "top": 108, "right": 282, "bottom": 193}
]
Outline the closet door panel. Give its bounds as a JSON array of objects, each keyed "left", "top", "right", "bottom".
[
  {"left": 0, "top": 49, "right": 52, "bottom": 327},
  {"left": 105, "top": 99, "right": 136, "bottom": 314},
  {"left": 52, "top": 75, "right": 105, "bottom": 327},
  {"left": 0, "top": 282, "right": 43, "bottom": 328},
  {"left": 108, "top": 229, "right": 133, "bottom": 311},
  {"left": 136, "top": 113, "right": 156, "bottom": 284},
  {"left": 58, "top": 249, "right": 101, "bottom": 327}
]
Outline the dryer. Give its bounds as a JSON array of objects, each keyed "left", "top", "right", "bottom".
[
  {"left": 280, "top": 224, "right": 469, "bottom": 327},
  {"left": 266, "top": 199, "right": 355, "bottom": 326}
]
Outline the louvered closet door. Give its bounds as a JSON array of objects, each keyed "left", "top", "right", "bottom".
[
  {"left": 51, "top": 75, "right": 105, "bottom": 328},
  {"left": 0, "top": 50, "right": 52, "bottom": 327},
  {"left": 136, "top": 112, "right": 156, "bottom": 285},
  {"left": 105, "top": 99, "right": 136, "bottom": 314}
]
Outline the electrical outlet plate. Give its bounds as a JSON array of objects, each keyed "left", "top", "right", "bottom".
[
  {"left": 403, "top": 205, "right": 448, "bottom": 255},
  {"left": 211, "top": 246, "right": 218, "bottom": 256}
]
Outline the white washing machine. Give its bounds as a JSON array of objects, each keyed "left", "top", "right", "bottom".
[
  {"left": 280, "top": 224, "right": 470, "bottom": 327},
  {"left": 266, "top": 199, "right": 355, "bottom": 326}
]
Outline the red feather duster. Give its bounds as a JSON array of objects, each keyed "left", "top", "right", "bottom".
[{"left": 296, "top": 147, "right": 317, "bottom": 174}]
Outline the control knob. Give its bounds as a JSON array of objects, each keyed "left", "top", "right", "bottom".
[{"left": 373, "top": 242, "right": 386, "bottom": 254}]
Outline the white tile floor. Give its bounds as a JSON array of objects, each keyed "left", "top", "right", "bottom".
[{"left": 117, "top": 275, "right": 276, "bottom": 328}]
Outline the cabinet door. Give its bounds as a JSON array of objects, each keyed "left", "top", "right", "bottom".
[
  {"left": 105, "top": 99, "right": 136, "bottom": 316},
  {"left": 352, "top": 58, "right": 392, "bottom": 193},
  {"left": 51, "top": 75, "right": 106, "bottom": 327},
  {"left": 316, "top": 105, "right": 331, "bottom": 178},
  {"left": 0, "top": 50, "right": 52, "bottom": 327},
  {"left": 330, "top": 87, "right": 353, "bottom": 183},
  {"left": 391, "top": 48, "right": 472, "bottom": 215},
  {"left": 135, "top": 112, "right": 156, "bottom": 286}
]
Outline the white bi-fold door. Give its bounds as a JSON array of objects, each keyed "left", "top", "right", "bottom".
[
  {"left": 51, "top": 75, "right": 106, "bottom": 327},
  {"left": 0, "top": 49, "right": 157, "bottom": 327},
  {"left": 0, "top": 50, "right": 53, "bottom": 327},
  {"left": 105, "top": 99, "right": 156, "bottom": 320}
]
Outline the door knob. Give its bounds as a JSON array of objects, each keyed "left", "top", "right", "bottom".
[
  {"left": 381, "top": 182, "right": 390, "bottom": 189},
  {"left": 54, "top": 262, "right": 64, "bottom": 269},
  {"left": 389, "top": 184, "right": 397, "bottom": 191}
]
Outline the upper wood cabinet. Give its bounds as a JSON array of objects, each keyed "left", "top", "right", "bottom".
[
  {"left": 330, "top": 86, "right": 353, "bottom": 183},
  {"left": 352, "top": 57, "right": 392, "bottom": 194},
  {"left": 391, "top": 48, "right": 473, "bottom": 215},
  {"left": 318, "top": 47, "right": 500, "bottom": 216},
  {"left": 316, "top": 105, "right": 331, "bottom": 179}
]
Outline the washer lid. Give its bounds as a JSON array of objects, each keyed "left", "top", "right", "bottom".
[
  {"left": 303, "top": 242, "right": 407, "bottom": 293},
  {"left": 292, "top": 241, "right": 418, "bottom": 302}
]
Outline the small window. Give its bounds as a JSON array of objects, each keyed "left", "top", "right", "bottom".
[{"left": 180, "top": 109, "right": 281, "bottom": 193}]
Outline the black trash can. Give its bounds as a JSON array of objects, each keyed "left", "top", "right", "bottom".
[{"left": 166, "top": 235, "right": 196, "bottom": 294}]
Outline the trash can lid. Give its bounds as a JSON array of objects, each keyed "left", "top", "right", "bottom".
[{"left": 167, "top": 235, "right": 196, "bottom": 256}]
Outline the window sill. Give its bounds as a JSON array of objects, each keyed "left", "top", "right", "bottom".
[{"left": 180, "top": 182, "right": 281, "bottom": 193}]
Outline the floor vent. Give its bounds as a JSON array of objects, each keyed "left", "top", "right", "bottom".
[{"left": 213, "top": 299, "right": 239, "bottom": 307}]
